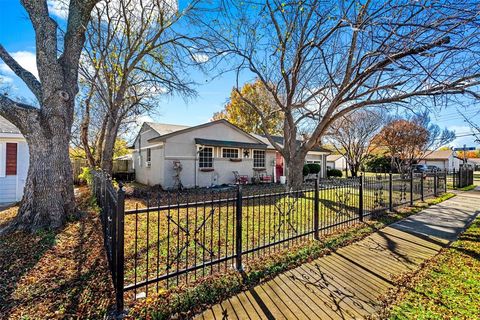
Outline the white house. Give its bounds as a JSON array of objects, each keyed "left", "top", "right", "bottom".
[
  {"left": 326, "top": 154, "right": 347, "bottom": 171},
  {"left": 132, "top": 119, "right": 330, "bottom": 189},
  {"left": 418, "top": 150, "right": 460, "bottom": 171},
  {"left": 0, "top": 116, "right": 29, "bottom": 204}
]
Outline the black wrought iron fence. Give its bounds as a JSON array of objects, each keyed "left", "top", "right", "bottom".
[
  {"left": 91, "top": 170, "right": 449, "bottom": 312},
  {"left": 448, "top": 167, "right": 474, "bottom": 189},
  {"left": 91, "top": 170, "right": 125, "bottom": 312}
]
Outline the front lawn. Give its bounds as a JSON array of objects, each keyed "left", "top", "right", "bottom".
[
  {"left": 127, "top": 192, "right": 456, "bottom": 319},
  {"left": 381, "top": 215, "right": 480, "bottom": 319}
]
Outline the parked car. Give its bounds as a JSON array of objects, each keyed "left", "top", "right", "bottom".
[
  {"left": 413, "top": 164, "right": 429, "bottom": 172},
  {"left": 427, "top": 165, "right": 440, "bottom": 172}
]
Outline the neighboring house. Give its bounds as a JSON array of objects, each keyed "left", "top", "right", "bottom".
[
  {"left": 465, "top": 158, "right": 480, "bottom": 170},
  {"left": 418, "top": 149, "right": 460, "bottom": 171},
  {"left": 0, "top": 116, "right": 29, "bottom": 204},
  {"left": 132, "top": 119, "right": 330, "bottom": 189},
  {"left": 326, "top": 154, "right": 347, "bottom": 171}
]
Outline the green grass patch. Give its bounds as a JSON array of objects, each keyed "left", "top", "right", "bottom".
[
  {"left": 459, "top": 184, "right": 476, "bottom": 191},
  {"left": 127, "top": 192, "right": 456, "bottom": 320},
  {"left": 383, "top": 215, "right": 480, "bottom": 320}
]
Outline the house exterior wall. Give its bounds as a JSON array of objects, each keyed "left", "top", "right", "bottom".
[
  {"left": 162, "top": 122, "right": 275, "bottom": 188},
  {"left": 327, "top": 157, "right": 347, "bottom": 170},
  {"left": 419, "top": 155, "right": 460, "bottom": 171},
  {"left": 134, "top": 121, "right": 277, "bottom": 189},
  {"left": 0, "top": 137, "right": 29, "bottom": 203},
  {"left": 133, "top": 124, "right": 166, "bottom": 186},
  {"left": 305, "top": 152, "right": 329, "bottom": 178}
]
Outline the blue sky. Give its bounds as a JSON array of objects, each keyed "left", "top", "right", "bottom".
[{"left": 0, "top": 0, "right": 479, "bottom": 148}]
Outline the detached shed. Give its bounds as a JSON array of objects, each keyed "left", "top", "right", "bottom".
[{"left": 0, "top": 116, "right": 29, "bottom": 204}]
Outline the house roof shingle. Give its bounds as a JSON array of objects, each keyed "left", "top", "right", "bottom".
[
  {"left": 327, "top": 154, "right": 344, "bottom": 162},
  {"left": 421, "top": 150, "right": 454, "bottom": 160},
  {"left": 251, "top": 134, "right": 331, "bottom": 153},
  {"left": 146, "top": 122, "right": 190, "bottom": 136},
  {"left": 0, "top": 116, "right": 21, "bottom": 134}
]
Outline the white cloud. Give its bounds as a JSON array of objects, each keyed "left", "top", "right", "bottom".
[
  {"left": 0, "top": 51, "right": 38, "bottom": 79},
  {"left": 192, "top": 53, "right": 209, "bottom": 63},
  {"left": 0, "top": 75, "right": 13, "bottom": 84},
  {"left": 47, "top": 0, "right": 69, "bottom": 19}
]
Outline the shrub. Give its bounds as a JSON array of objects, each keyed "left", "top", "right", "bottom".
[
  {"left": 365, "top": 155, "right": 393, "bottom": 172},
  {"left": 302, "top": 164, "right": 310, "bottom": 176},
  {"left": 78, "top": 167, "right": 94, "bottom": 185},
  {"left": 327, "top": 168, "right": 342, "bottom": 177},
  {"left": 307, "top": 163, "right": 321, "bottom": 174}
]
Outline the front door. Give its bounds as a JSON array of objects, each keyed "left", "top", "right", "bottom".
[{"left": 275, "top": 152, "right": 284, "bottom": 182}]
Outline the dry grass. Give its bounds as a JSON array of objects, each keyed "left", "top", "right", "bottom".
[{"left": 0, "top": 187, "right": 114, "bottom": 319}]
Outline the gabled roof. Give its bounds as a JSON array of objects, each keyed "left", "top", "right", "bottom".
[
  {"left": 145, "top": 122, "right": 190, "bottom": 136},
  {"left": 251, "top": 134, "right": 331, "bottom": 153},
  {"left": 327, "top": 154, "right": 344, "bottom": 161},
  {"left": 0, "top": 116, "right": 21, "bottom": 134},
  {"left": 147, "top": 119, "right": 266, "bottom": 145},
  {"left": 421, "top": 150, "right": 454, "bottom": 160}
]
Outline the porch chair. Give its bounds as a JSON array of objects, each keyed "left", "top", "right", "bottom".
[{"left": 233, "top": 171, "right": 249, "bottom": 184}]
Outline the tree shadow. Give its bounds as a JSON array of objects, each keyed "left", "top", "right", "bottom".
[
  {"left": 319, "top": 198, "right": 358, "bottom": 215},
  {"left": 0, "top": 215, "right": 59, "bottom": 316},
  {"left": 0, "top": 208, "right": 114, "bottom": 318}
]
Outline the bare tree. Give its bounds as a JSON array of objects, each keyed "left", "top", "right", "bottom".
[
  {"left": 327, "top": 109, "right": 384, "bottom": 177},
  {"left": 197, "top": 0, "right": 480, "bottom": 188},
  {"left": 78, "top": 0, "right": 198, "bottom": 172},
  {"left": 0, "top": 0, "right": 99, "bottom": 232},
  {"left": 373, "top": 112, "right": 455, "bottom": 172}
]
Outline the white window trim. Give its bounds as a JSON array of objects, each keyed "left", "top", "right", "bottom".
[
  {"left": 199, "top": 146, "right": 214, "bottom": 168},
  {"left": 253, "top": 149, "right": 266, "bottom": 168},
  {"left": 0, "top": 142, "right": 5, "bottom": 177},
  {"left": 221, "top": 147, "right": 240, "bottom": 159}
]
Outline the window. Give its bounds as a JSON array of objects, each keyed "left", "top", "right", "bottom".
[
  {"left": 146, "top": 148, "right": 151, "bottom": 162},
  {"left": 6, "top": 143, "right": 17, "bottom": 175},
  {"left": 253, "top": 150, "right": 265, "bottom": 168},
  {"left": 222, "top": 148, "right": 239, "bottom": 159},
  {"left": 199, "top": 147, "right": 213, "bottom": 168}
]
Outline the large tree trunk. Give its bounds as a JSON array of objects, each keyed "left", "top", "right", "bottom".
[
  {"left": 94, "top": 116, "right": 108, "bottom": 167},
  {"left": 100, "top": 117, "right": 120, "bottom": 173},
  {"left": 286, "top": 156, "right": 306, "bottom": 190},
  {"left": 11, "top": 121, "right": 75, "bottom": 232},
  {"left": 80, "top": 103, "right": 96, "bottom": 167}
]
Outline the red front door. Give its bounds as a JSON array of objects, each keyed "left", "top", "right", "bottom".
[{"left": 275, "top": 152, "right": 284, "bottom": 182}]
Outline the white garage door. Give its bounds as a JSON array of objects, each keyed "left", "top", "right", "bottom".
[{"left": 425, "top": 160, "right": 445, "bottom": 170}]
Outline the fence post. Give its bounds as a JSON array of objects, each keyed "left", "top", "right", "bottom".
[
  {"left": 410, "top": 170, "right": 414, "bottom": 206},
  {"left": 235, "top": 185, "right": 243, "bottom": 271},
  {"left": 444, "top": 170, "right": 447, "bottom": 193},
  {"left": 420, "top": 172, "right": 424, "bottom": 202},
  {"left": 116, "top": 183, "right": 125, "bottom": 313},
  {"left": 359, "top": 174, "right": 364, "bottom": 222},
  {"left": 389, "top": 172, "right": 393, "bottom": 212},
  {"left": 314, "top": 179, "right": 320, "bottom": 240},
  {"left": 452, "top": 168, "right": 456, "bottom": 189},
  {"left": 434, "top": 171, "right": 438, "bottom": 197}
]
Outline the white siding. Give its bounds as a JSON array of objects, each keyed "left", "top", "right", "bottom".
[
  {"left": 0, "top": 176, "right": 17, "bottom": 203},
  {"left": 0, "top": 139, "right": 29, "bottom": 203},
  {"left": 0, "top": 142, "right": 5, "bottom": 177},
  {"left": 133, "top": 124, "right": 165, "bottom": 186}
]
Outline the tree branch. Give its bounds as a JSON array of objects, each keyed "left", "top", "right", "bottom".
[{"left": 0, "top": 44, "right": 42, "bottom": 101}]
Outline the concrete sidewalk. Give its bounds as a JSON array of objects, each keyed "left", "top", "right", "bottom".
[{"left": 195, "top": 191, "right": 479, "bottom": 320}]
